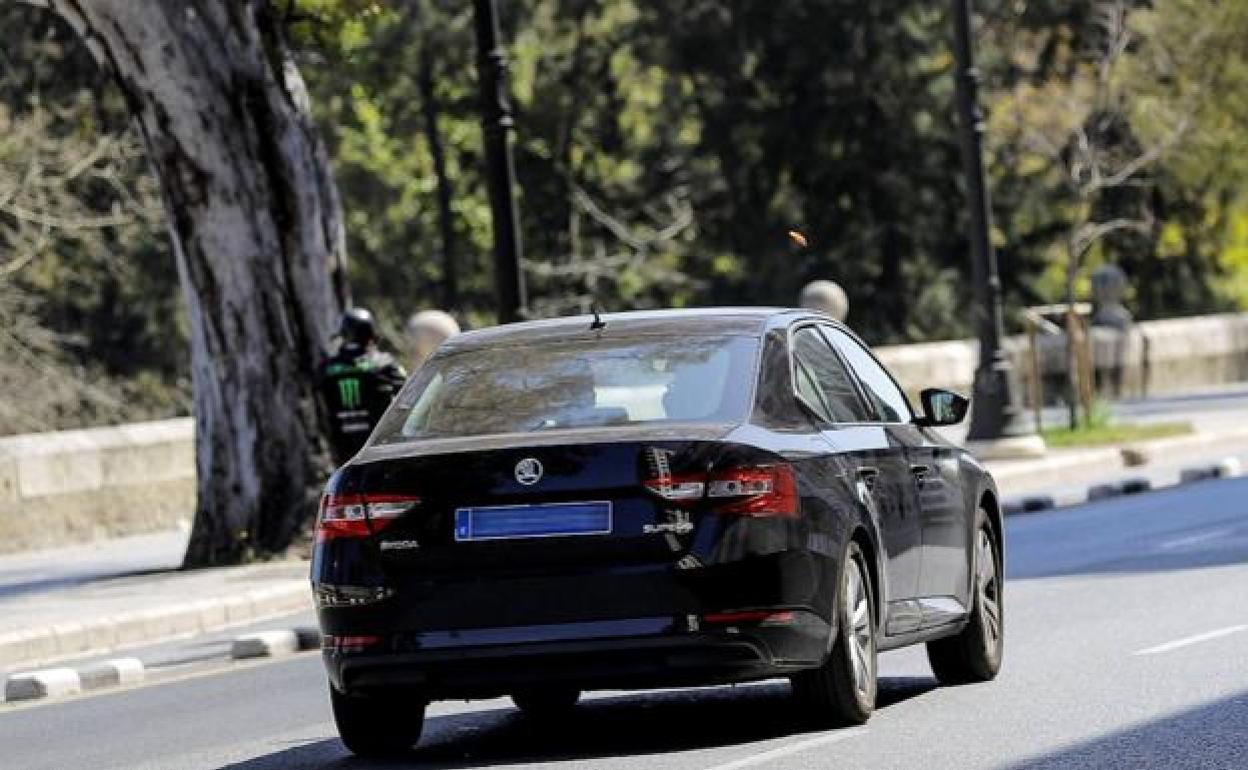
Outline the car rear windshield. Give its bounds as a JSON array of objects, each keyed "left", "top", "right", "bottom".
[{"left": 371, "top": 334, "right": 759, "bottom": 443}]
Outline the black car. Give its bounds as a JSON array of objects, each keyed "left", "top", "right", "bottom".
[{"left": 312, "top": 308, "right": 1004, "bottom": 756}]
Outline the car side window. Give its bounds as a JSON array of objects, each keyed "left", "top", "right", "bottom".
[
  {"left": 791, "top": 327, "right": 872, "bottom": 423},
  {"left": 793, "top": 358, "right": 833, "bottom": 422},
  {"left": 821, "top": 326, "right": 913, "bottom": 423},
  {"left": 752, "top": 330, "right": 809, "bottom": 430}
]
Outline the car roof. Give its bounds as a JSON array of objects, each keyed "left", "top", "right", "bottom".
[{"left": 439, "top": 307, "right": 833, "bottom": 352}]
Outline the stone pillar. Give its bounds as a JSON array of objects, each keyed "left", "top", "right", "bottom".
[
  {"left": 1090, "top": 265, "right": 1134, "bottom": 397},
  {"left": 1091, "top": 265, "right": 1133, "bottom": 330},
  {"left": 405, "top": 310, "right": 461, "bottom": 371},
  {"left": 799, "top": 280, "right": 849, "bottom": 322}
]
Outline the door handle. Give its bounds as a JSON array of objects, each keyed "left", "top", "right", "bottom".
[{"left": 856, "top": 467, "right": 879, "bottom": 492}]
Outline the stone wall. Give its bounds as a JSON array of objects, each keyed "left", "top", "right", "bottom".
[
  {"left": 0, "top": 419, "right": 194, "bottom": 554},
  {"left": 876, "top": 312, "right": 1248, "bottom": 403}
]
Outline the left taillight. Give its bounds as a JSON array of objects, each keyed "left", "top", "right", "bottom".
[{"left": 315, "top": 493, "right": 420, "bottom": 543}]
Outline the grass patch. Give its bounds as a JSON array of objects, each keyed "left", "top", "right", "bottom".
[{"left": 1041, "top": 421, "right": 1193, "bottom": 448}]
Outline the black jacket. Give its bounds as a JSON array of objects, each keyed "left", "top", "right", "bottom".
[{"left": 319, "top": 344, "right": 407, "bottom": 464}]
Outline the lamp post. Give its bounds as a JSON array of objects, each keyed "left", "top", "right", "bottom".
[
  {"left": 951, "top": 0, "right": 1044, "bottom": 456},
  {"left": 472, "top": 0, "right": 527, "bottom": 323}
]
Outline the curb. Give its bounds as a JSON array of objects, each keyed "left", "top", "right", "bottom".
[
  {"left": 80, "top": 658, "right": 145, "bottom": 691},
  {"left": 3, "top": 623, "right": 322, "bottom": 704},
  {"left": 989, "top": 424, "right": 1248, "bottom": 498},
  {"left": 0, "top": 581, "right": 311, "bottom": 672},
  {"left": 1004, "top": 455, "right": 1242, "bottom": 516},
  {"left": 3, "top": 657, "right": 144, "bottom": 703},
  {"left": 1178, "top": 457, "right": 1243, "bottom": 484},
  {"left": 230, "top": 626, "right": 321, "bottom": 660}
]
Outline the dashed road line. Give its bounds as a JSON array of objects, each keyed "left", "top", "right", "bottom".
[
  {"left": 1133, "top": 625, "right": 1248, "bottom": 656},
  {"left": 1156, "top": 527, "right": 1238, "bottom": 551},
  {"left": 698, "top": 729, "right": 866, "bottom": 770}
]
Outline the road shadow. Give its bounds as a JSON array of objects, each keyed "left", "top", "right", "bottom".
[
  {"left": 997, "top": 688, "right": 1248, "bottom": 770},
  {"left": 1007, "top": 478, "right": 1248, "bottom": 580},
  {"left": 0, "top": 566, "right": 183, "bottom": 600},
  {"left": 215, "top": 676, "right": 936, "bottom": 770},
  {"left": 1012, "top": 541, "right": 1248, "bottom": 580}
]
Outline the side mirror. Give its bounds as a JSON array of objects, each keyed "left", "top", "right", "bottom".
[{"left": 916, "top": 388, "right": 969, "bottom": 427}]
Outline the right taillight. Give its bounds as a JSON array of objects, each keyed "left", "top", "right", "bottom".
[
  {"left": 707, "top": 464, "right": 799, "bottom": 518},
  {"left": 322, "top": 634, "right": 383, "bottom": 653},
  {"left": 316, "top": 493, "right": 420, "bottom": 542},
  {"left": 645, "top": 463, "right": 799, "bottom": 519}
]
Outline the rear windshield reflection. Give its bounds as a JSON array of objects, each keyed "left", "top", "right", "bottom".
[{"left": 372, "top": 335, "right": 758, "bottom": 443}]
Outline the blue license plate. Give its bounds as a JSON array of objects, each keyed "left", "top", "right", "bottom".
[{"left": 454, "top": 502, "right": 613, "bottom": 542}]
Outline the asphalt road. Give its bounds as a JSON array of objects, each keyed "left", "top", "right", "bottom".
[{"left": 3, "top": 478, "right": 1248, "bottom": 770}]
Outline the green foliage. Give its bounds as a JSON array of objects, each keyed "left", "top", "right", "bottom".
[
  {"left": 1042, "top": 420, "right": 1191, "bottom": 448},
  {"left": 6, "top": 0, "right": 1248, "bottom": 435},
  {"left": 983, "top": 1, "right": 1248, "bottom": 323},
  {"left": 1122, "top": 0, "right": 1248, "bottom": 314},
  {"left": 292, "top": 0, "right": 495, "bottom": 332},
  {"left": 299, "top": 1, "right": 982, "bottom": 342},
  {"left": 0, "top": 5, "right": 188, "bottom": 435}
]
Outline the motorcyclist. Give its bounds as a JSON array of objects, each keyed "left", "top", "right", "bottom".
[{"left": 319, "top": 308, "right": 407, "bottom": 465}]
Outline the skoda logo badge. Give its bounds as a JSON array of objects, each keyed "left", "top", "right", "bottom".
[{"left": 515, "top": 458, "right": 543, "bottom": 486}]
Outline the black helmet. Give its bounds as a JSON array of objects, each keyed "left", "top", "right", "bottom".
[{"left": 338, "top": 307, "right": 377, "bottom": 346}]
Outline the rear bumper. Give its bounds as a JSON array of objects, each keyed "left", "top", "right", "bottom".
[{"left": 325, "top": 613, "right": 830, "bottom": 699}]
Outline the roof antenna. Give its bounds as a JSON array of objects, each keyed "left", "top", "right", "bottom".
[{"left": 589, "top": 303, "right": 607, "bottom": 331}]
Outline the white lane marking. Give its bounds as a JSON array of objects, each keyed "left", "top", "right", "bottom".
[
  {"left": 699, "top": 729, "right": 866, "bottom": 770},
  {"left": 1156, "top": 528, "right": 1237, "bottom": 551},
  {"left": 1133, "top": 625, "right": 1248, "bottom": 656}
]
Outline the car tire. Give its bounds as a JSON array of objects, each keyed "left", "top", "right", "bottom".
[
  {"left": 512, "top": 688, "right": 582, "bottom": 717},
  {"left": 790, "top": 540, "right": 876, "bottom": 725},
  {"left": 330, "top": 684, "right": 426, "bottom": 758},
  {"left": 926, "top": 509, "right": 1004, "bottom": 685}
]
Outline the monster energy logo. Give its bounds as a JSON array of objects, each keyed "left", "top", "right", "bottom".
[{"left": 338, "top": 378, "right": 362, "bottom": 409}]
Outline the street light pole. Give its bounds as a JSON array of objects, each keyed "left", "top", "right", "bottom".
[
  {"left": 472, "top": 0, "right": 527, "bottom": 323},
  {"left": 951, "top": 0, "right": 1044, "bottom": 455}
]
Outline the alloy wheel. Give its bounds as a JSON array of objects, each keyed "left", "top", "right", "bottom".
[
  {"left": 976, "top": 528, "right": 1002, "bottom": 650},
  {"left": 844, "top": 557, "right": 875, "bottom": 699}
]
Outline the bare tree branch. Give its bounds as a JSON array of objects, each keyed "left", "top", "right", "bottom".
[
  {"left": 1, "top": 202, "right": 134, "bottom": 231},
  {"left": 1072, "top": 215, "right": 1154, "bottom": 258}
]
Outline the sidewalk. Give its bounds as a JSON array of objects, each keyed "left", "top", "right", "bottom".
[
  {"left": 987, "top": 423, "right": 1248, "bottom": 498},
  {"left": 984, "top": 384, "right": 1248, "bottom": 497},
  {"left": 5, "top": 385, "right": 1248, "bottom": 673},
  {"left": 932, "top": 382, "right": 1248, "bottom": 497},
  {"left": 0, "top": 548, "right": 310, "bottom": 673},
  {"left": 0, "top": 530, "right": 188, "bottom": 599}
]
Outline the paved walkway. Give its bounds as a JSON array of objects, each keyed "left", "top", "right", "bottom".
[
  {"left": 0, "top": 530, "right": 188, "bottom": 600},
  {"left": 0, "top": 545, "right": 309, "bottom": 673}
]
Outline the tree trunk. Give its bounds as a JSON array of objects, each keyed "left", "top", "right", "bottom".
[
  {"left": 418, "top": 41, "right": 458, "bottom": 310},
  {"left": 1064, "top": 234, "right": 1081, "bottom": 429},
  {"left": 29, "top": 0, "right": 347, "bottom": 566}
]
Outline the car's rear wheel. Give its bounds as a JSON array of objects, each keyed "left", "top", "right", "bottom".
[
  {"left": 512, "top": 688, "right": 582, "bottom": 717},
  {"left": 791, "top": 540, "right": 876, "bottom": 725},
  {"left": 926, "top": 510, "right": 1004, "bottom": 685},
  {"left": 330, "top": 684, "right": 426, "bottom": 758}
]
